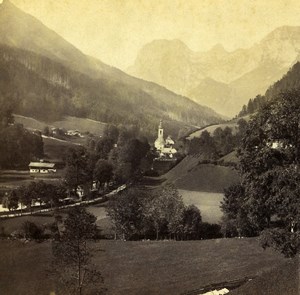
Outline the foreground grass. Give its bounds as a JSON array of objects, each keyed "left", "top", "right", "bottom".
[
  {"left": 231, "top": 256, "right": 299, "bottom": 295},
  {"left": 0, "top": 238, "right": 294, "bottom": 295},
  {"left": 0, "top": 215, "right": 55, "bottom": 235}
]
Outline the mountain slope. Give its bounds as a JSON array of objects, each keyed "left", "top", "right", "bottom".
[
  {"left": 0, "top": 44, "right": 222, "bottom": 137},
  {"left": 129, "top": 26, "right": 300, "bottom": 117},
  {"left": 266, "top": 61, "right": 300, "bottom": 98},
  {"left": 237, "top": 61, "right": 300, "bottom": 117},
  {"left": 0, "top": 0, "right": 223, "bottom": 136},
  {"left": 187, "top": 78, "right": 233, "bottom": 116}
]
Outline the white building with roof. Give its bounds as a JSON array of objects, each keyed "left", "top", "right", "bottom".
[
  {"left": 154, "top": 120, "right": 177, "bottom": 158},
  {"left": 28, "top": 161, "right": 56, "bottom": 173}
]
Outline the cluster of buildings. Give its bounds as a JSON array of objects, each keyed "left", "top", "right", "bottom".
[
  {"left": 29, "top": 120, "right": 176, "bottom": 176},
  {"left": 154, "top": 120, "right": 177, "bottom": 159}
]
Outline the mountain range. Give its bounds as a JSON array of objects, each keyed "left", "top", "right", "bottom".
[
  {"left": 128, "top": 27, "right": 300, "bottom": 116},
  {"left": 0, "top": 0, "right": 223, "bottom": 138}
]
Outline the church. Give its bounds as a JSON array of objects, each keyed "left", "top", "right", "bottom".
[{"left": 154, "top": 120, "right": 177, "bottom": 158}]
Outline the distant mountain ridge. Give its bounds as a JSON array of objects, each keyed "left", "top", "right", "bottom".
[
  {"left": 0, "top": 0, "right": 223, "bottom": 137},
  {"left": 128, "top": 26, "right": 300, "bottom": 116}
]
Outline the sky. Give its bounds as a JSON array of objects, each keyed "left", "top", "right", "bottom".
[{"left": 9, "top": 0, "right": 300, "bottom": 70}]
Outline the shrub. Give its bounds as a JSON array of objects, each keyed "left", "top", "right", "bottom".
[
  {"left": 199, "top": 223, "right": 222, "bottom": 239},
  {"left": 259, "top": 228, "right": 300, "bottom": 258},
  {"left": 21, "top": 221, "right": 44, "bottom": 240}
]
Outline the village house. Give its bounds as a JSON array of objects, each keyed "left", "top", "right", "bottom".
[{"left": 28, "top": 161, "right": 56, "bottom": 174}]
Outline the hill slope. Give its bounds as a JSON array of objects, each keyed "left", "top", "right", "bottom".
[
  {"left": 0, "top": 0, "right": 223, "bottom": 136},
  {"left": 162, "top": 156, "right": 239, "bottom": 193}
]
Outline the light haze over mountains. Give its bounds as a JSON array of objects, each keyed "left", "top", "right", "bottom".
[
  {"left": 128, "top": 27, "right": 300, "bottom": 116},
  {"left": 2, "top": 0, "right": 300, "bottom": 119}
]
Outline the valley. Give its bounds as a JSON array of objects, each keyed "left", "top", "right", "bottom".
[{"left": 0, "top": 1, "right": 299, "bottom": 294}]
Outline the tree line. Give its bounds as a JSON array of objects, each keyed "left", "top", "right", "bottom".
[
  {"left": 186, "top": 118, "right": 248, "bottom": 161},
  {"left": 64, "top": 124, "right": 151, "bottom": 196},
  {"left": 0, "top": 93, "right": 43, "bottom": 169},
  {"left": 2, "top": 180, "right": 66, "bottom": 212},
  {"left": 107, "top": 185, "right": 221, "bottom": 241}
]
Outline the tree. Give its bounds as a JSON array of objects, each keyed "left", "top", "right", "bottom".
[
  {"left": 65, "top": 148, "right": 93, "bottom": 192},
  {"left": 145, "top": 184, "right": 185, "bottom": 240},
  {"left": 112, "top": 138, "right": 150, "bottom": 184},
  {"left": 17, "top": 184, "right": 33, "bottom": 213},
  {"left": 106, "top": 189, "right": 147, "bottom": 240},
  {"left": 43, "top": 126, "right": 50, "bottom": 136},
  {"left": 95, "top": 137, "right": 114, "bottom": 160},
  {"left": 221, "top": 184, "right": 258, "bottom": 237},
  {"left": 213, "top": 127, "right": 235, "bottom": 156},
  {"left": 94, "top": 159, "right": 113, "bottom": 190},
  {"left": 22, "top": 221, "right": 43, "bottom": 240},
  {"left": 52, "top": 207, "right": 104, "bottom": 295},
  {"left": 232, "top": 89, "right": 300, "bottom": 256},
  {"left": 182, "top": 205, "right": 202, "bottom": 240},
  {"left": 188, "top": 130, "right": 217, "bottom": 159},
  {"left": 0, "top": 93, "right": 14, "bottom": 129},
  {"left": 0, "top": 123, "right": 43, "bottom": 169},
  {"left": 103, "top": 124, "right": 119, "bottom": 143},
  {"left": 2, "top": 190, "right": 19, "bottom": 211}
]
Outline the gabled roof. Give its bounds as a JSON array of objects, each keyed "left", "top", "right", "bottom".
[{"left": 28, "top": 162, "right": 55, "bottom": 168}]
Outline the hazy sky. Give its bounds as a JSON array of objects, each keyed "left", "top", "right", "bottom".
[{"left": 9, "top": 0, "right": 300, "bottom": 70}]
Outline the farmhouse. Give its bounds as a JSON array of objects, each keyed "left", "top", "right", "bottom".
[{"left": 28, "top": 161, "right": 56, "bottom": 173}]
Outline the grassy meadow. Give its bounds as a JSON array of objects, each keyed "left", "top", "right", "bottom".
[
  {"left": 186, "top": 115, "right": 251, "bottom": 140},
  {"left": 186, "top": 122, "right": 239, "bottom": 140},
  {"left": 0, "top": 237, "right": 295, "bottom": 295},
  {"left": 15, "top": 115, "right": 106, "bottom": 137},
  {"left": 163, "top": 157, "right": 239, "bottom": 193}
]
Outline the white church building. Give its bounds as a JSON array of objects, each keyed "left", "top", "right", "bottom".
[{"left": 154, "top": 120, "right": 177, "bottom": 158}]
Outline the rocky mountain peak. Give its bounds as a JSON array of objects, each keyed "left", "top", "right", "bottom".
[
  {"left": 209, "top": 43, "right": 227, "bottom": 54},
  {"left": 262, "top": 26, "right": 300, "bottom": 42}
]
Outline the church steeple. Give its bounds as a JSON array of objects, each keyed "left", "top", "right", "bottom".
[
  {"left": 154, "top": 120, "right": 165, "bottom": 150},
  {"left": 158, "top": 120, "right": 163, "bottom": 139}
]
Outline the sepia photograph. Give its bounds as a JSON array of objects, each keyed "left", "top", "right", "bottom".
[{"left": 0, "top": 0, "right": 299, "bottom": 294}]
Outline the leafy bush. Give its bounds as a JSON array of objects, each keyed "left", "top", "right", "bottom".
[
  {"left": 198, "top": 223, "right": 222, "bottom": 239},
  {"left": 259, "top": 228, "right": 300, "bottom": 258},
  {"left": 21, "top": 221, "right": 44, "bottom": 240}
]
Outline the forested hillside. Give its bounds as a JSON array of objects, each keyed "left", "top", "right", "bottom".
[
  {"left": 238, "top": 61, "right": 300, "bottom": 117},
  {"left": 0, "top": 45, "right": 221, "bottom": 137}
]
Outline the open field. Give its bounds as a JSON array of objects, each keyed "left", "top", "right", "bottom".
[
  {"left": 0, "top": 215, "right": 55, "bottom": 235},
  {"left": 186, "top": 115, "right": 251, "bottom": 140},
  {"left": 43, "top": 136, "right": 80, "bottom": 160},
  {"left": 179, "top": 190, "right": 223, "bottom": 223},
  {"left": 15, "top": 114, "right": 106, "bottom": 137},
  {"left": 0, "top": 203, "right": 110, "bottom": 235},
  {"left": 0, "top": 238, "right": 295, "bottom": 295},
  {"left": 0, "top": 170, "right": 63, "bottom": 193},
  {"left": 186, "top": 121, "right": 239, "bottom": 140},
  {"left": 164, "top": 158, "right": 239, "bottom": 193}
]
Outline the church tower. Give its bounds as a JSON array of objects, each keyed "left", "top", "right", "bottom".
[
  {"left": 154, "top": 120, "right": 165, "bottom": 150},
  {"left": 158, "top": 120, "right": 163, "bottom": 139}
]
